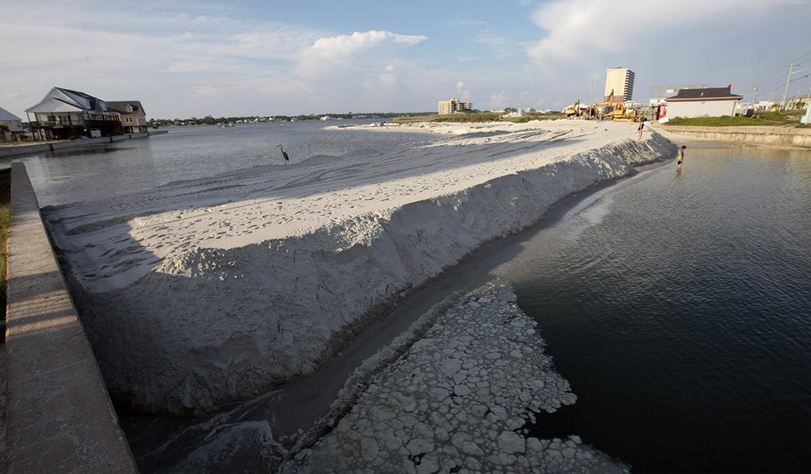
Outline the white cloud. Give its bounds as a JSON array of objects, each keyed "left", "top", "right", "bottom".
[
  {"left": 451, "top": 20, "right": 489, "bottom": 27},
  {"left": 0, "top": 1, "right": 429, "bottom": 117},
  {"left": 527, "top": 0, "right": 784, "bottom": 66},
  {"left": 456, "top": 81, "right": 471, "bottom": 101},
  {"left": 488, "top": 91, "right": 511, "bottom": 110},
  {"left": 474, "top": 33, "right": 508, "bottom": 47},
  {"left": 379, "top": 65, "right": 398, "bottom": 88},
  {"left": 297, "top": 30, "right": 427, "bottom": 77}
]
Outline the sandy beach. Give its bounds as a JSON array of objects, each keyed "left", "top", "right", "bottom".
[{"left": 43, "top": 120, "right": 675, "bottom": 414}]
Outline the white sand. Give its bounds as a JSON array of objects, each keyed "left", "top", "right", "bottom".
[
  {"left": 283, "top": 280, "right": 628, "bottom": 473},
  {"left": 44, "top": 120, "right": 675, "bottom": 413}
]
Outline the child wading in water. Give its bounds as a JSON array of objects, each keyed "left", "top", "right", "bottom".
[{"left": 677, "top": 145, "right": 686, "bottom": 171}]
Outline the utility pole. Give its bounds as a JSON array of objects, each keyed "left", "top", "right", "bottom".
[
  {"left": 589, "top": 76, "right": 594, "bottom": 107},
  {"left": 781, "top": 63, "right": 794, "bottom": 110}
]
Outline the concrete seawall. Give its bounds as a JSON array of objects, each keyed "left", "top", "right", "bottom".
[
  {"left": 660, "top": 125, "right": 811, "bottom": 149},
  {"left": 0, "top": 130, "right": 169, "bottom": 159},
  {"left": 4, "top": 162, "right": 136, "bottom": 472}
]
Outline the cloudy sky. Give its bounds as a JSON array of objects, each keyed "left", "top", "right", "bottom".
[{"left": 1, "top": 0, "right": 809, "bottom": 119}]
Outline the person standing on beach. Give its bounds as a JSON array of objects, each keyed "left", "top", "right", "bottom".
[
  {"left": 677, "top": 145, "right": 686, "bottom": 171},
  {"left": 637, "top": 120, "right": 645, "bottom": 140}
]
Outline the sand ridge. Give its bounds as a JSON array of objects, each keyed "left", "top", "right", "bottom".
[
  {"left": 48, "top": 121, "right": 633, "bottom": 291},
  {"left": 43, "top": 120, "right": 675, "bottom": 413}
]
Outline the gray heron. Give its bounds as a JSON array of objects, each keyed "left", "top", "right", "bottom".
[{"left": 277, "top": 144, "right": 290, "bottom": 164}]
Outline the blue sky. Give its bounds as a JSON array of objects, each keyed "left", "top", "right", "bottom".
[{"left": 1, "top": 0, "right": 809, "bottom": 118}]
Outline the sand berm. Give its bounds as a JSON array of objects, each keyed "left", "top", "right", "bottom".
[{"left": 43, "top": 121, "right": 676, "bottom": 414}]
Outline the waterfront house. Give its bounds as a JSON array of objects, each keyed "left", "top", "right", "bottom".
[
  {"left": 106, "top": 101, "right": 148, "bottom": 133},
  {"left": 0, "top": 105, "right": 23, "bottom": 140},
  {"left": 663, "top": 86, "right": 742, "bottom": 118},
  {"left": 25, "top": 87, "right": 123, "bottom": 139}
]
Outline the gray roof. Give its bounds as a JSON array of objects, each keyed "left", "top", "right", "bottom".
[
  {"left": 0, "top": 105, "right": 22, "bottom": 121},
  {"left": 54, "top": 87, "right": 107, "bottom": 111},
  {"left": 649, "top": 84, "right": 711, "bottom": 99},
  {"left": 666, "top": 86, "right": 742, "bottom": 102},
  {"left": 106, "top": 101, "right": 144, "bottom": 114},
  {"left": 26, "top": 87, "right": 108, "bottom": 113}
]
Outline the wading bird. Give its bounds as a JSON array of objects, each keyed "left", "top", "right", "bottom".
[{"left": 277, "top": 144, "right": 290, "bottom": 164}]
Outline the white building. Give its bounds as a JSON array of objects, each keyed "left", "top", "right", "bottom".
[
  {"left": 502, "top": 108, "right": 526, "bottom": 118},
  {"left": 664, "top": 86, "right": 742, "bottom": 118},
  {"left": 0, "top": 105, "right": 23, "bottom": 140},
  {"left": 604, "top": 67, "right": 635, "bottom": 103}
]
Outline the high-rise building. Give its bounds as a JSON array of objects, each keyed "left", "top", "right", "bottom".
[
  {"left": 437, "top": 97, "right": 472, "bottom": 114},
  {"left": 604, "top": 67, "right": 635, "bottom": 103}
]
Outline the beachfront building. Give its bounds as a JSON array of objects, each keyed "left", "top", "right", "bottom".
[
  {"left": 604, "top": 67, "right": 635, "bottom": 103},
  {"left": 664, "top": 86, "right": 743, "bottom": 118},
  {"left": 438, "top": 97, "right": 472, "bottom": 114},
  {"left": 106, "top": 101, "right": 148, "bottom": 133},
  {"left": 26, "top": 87, "right": 123, "bottom": 139},
  {"left": 0, "top": 105, "right": 23, "bottom": 141}
]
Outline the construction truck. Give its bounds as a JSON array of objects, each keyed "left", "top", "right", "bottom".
[
  {"left": 610, "top": 102, "right": 637, "bottom": 121},
  {"left": 563, "top": 99, "right": 581, "bottom": 118},
  {"left": 598, "top": 89, "right": 637, "bottom": 121}
]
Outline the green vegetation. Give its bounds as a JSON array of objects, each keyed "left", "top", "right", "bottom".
[
  {"left": 1, "top": 168, "right": 9, "bottom": 323},
  {"left": 666, "top": 110, "right": 804, "bottom": 127},
  {"left": 392, "top": 112, "right": 502, "bottom": 124},
  {"left": 391, "top": 112, "right": 565, "bottom": 124},
  {"left": 502, "top": 112, "right": 566, "bottom": 123}
]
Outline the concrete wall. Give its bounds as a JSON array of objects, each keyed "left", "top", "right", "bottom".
[
  {"left": 4, "top": 162, "right": 137, "bottom": 473},
  {"left": 661, "top": 125, "right": 811, "bottom": 149},
  {"left": 0, "top": 130, "right": 167, "bottom": 158},
  {"left": 666, "top": 100, "right": 737, "bottom": 118}
]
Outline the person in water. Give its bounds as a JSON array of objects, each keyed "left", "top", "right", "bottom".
[
  {"left": 637, "top": 120, "right": 645, "bottom": 140},
  {"left": 677, "top": 145, "right": 686, "bottom": 170}
]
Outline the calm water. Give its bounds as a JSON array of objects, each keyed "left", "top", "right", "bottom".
[
  {"left": 496, "top": 144, "right": 811, "bottom": 472},
  {"left": 14, "top": 120, "right": 432, "bottom": 207}
]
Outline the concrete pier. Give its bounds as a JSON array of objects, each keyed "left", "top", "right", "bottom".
[{"left": 3, "top": 162, "right": 136, "bottom": 472}]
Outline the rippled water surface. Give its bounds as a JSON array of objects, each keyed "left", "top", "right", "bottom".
[
  {"left": 497, "top": 144, "right": 811, "bottom": 472},
  {"left": 15, "top": 121, "right": 432, "bottom": 206}
]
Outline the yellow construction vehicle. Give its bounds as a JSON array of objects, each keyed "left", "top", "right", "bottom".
[
  {"left": 610, "top": 102, "right": 637, "bottom": 122},
  {"left": 599, "top": 89, "right": 637, "bottom": 121},
  {"left": 563, "top": 99, "right": 581, "bottom": 118}
]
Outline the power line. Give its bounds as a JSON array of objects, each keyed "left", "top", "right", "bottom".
[
  {"left": 749, "top": 50, "right": 811, "bottom": 100},
  {"left": 759, "top": 73, "right": 810, "bottom": 99},
  {"left": 788, "top": 49, "right": 811, "bottom": 64}
]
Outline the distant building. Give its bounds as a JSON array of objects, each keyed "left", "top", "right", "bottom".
[
  {"left": 106, "top": 101, "right": 148, "bottom": 133},
  {"left": 502, "top": 108, "right": 526, "bottom": 118},
  {"left": 604, "top": 67, "right": 635, "bottom": 103},
  {"left": 438, "top": 97, "right": 472, "bottom": 114},
  {"left": 26, "top": 87, "right": 123, "bottom": 139},
  {"left": 0, "top": 105, "right": 23, "bottom": 140},
  {"left": 664, "top": 85, "right": 742, "bottom": 118}
]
